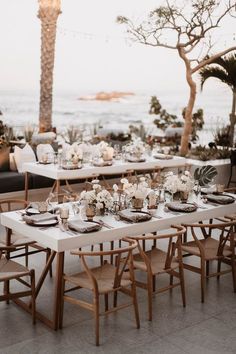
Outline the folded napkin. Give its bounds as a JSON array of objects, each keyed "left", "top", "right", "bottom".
[
  {"left": 153, "top": 154, "right": 173, "bottom": 160},
  {"left": 23, "top": 212, "right": 57, "bottom": 224},
  {"left": 68, "top": 219, "right": 101, "bottom": 233},
  {"left": 118, "top": 209, "right": 152, "bottom": 223},
  {"left": 166, "top": 202, "right": 197, "bottom": 213},
  {"left": 206, "top": 194, "right": 235, "bottom": 205}
]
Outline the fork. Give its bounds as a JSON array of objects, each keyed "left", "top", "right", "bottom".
[{"left": 98, "top": 219, "right": 114, "bottom": 229}]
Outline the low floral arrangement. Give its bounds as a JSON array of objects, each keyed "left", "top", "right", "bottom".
[
  {"left": 125, "top": 137, "right": 146, "bottom": 157},
  {"left": 120, "top": 177, "right": 150, "bottom": 200},
  {"left": 164, "top": 171, "right": 194, "bottom": 194},
  {"left": 65, "top": 143, "right": 83, "bottom": 164},
  {"left": 80, "top": 180, "right": 113, "bottom": 211},
  {"left": 93, "top": 141, "right": 114, "bottom": 160}
]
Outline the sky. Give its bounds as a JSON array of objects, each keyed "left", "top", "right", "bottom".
[{"left": 0, "top": 0, "right": 235, "bottom": 94}]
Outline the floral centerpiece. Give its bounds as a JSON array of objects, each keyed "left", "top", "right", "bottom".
[
  {"left": 80, "top": 180, "right": 113, "bottom": 217},
  {"left": 125, "top": 137, "right": 146, "bottom": 160},
  {"left": 63, "top": 143, "right": 83, "bottom": 167},
  {"left": 164, "top": 171, "right": 194, "bottom": 201},
  {"left": 120, "top": 177, "right": 150, "bottom": 209},
  {"left": 93, "top": 141, "right": 114, "bottom": 162}
]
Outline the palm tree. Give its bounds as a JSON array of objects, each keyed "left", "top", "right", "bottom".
[
  {"left": 200, "top": 53, "right": 236, "bottom": 146},
  {"left": 38, "top": 0, "right": 61, "bottom": 132}
]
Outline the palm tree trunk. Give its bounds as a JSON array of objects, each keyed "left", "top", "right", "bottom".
[
  {"left": 178, "top": 48, "right": 197, "bottom": 156},
  {"left": 229, "top": 90, "right": 236, "bottom": 146},
  {"left": 38, "top": 4, "right": 61, "bottom": 132}
]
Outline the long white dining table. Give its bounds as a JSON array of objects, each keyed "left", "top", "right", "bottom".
[
  {"left": 1, "top": 199, "right": 235, "bottom": 330},
  {"left": 22, "top": 155, "right": 186, "bottom": 200}
]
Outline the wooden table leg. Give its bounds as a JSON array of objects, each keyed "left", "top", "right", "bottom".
[
  {"left": 53, "top": 252, "right": 65, "bottom": 330},
  {"left": 24, "top": 172, "right": 29, "bottom": 201}
]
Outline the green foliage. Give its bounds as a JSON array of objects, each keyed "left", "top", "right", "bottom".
[
  {"left": 200, "top": 53, "right": 236, "bottom": 91},
  {"left": 0, "top": 120, "right": 15, "bottom": 148},
  {"left": 213, "top": 125, "right": 230, "bottom": 147},
  {"left": 65, "top": 126, "right": 82, "bottom": 145},
  {"left": 149, "top": 96, "right": 183, "bottom": 130},
  {"left": 194, "top": 165, "right": 217, "bottom": 186}
]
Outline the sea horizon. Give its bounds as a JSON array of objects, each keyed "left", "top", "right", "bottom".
[{"left": 0, "top": 86, "right": 232, "bottom": 145}]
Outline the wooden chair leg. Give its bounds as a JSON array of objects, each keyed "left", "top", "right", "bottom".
[
  {"left": 206, "top": 261, "right": 210, "bottom": 278},
  {"left": 169, "top": 274, "right": 173, "bottom": 293},
  {"left": 99, "top": 244, "right": 103, "bottom": 266},
  {"left": 94, "top": 296, "right": 100, "bottom": 346},
  {"left": 25, "top": 245, "right": 29, "bottom": 267},
  {"left": 201, "top": 260, "right": 206, "bottom": 303},
  {"left": 46, "top": 249, "right": 53, "bottom": 278},
  {"left": 113, "top": 291, "right": 118, "bottom": 307},
  {"left": 110, "top": 241, "right": 114, "bottom": 264},
  {"left": 217, "top": 259, "right": 222, "bottom": 280},
  {"left": 131, "top": 284, "right": 140, "bottom": 329},
  {"left": 147, "top": 273, "right": 153, "bottom": 321},
  {"left": 152, "top": 275, "right": 156, "bottom": 292},
  {"left": 231, "top": 256, "right": 236, "bottom": 293},
  {"left": 179, "top": 266, "right": 186, "bottom": 307},
  {"left": 59, "top": 279, "right": 65, "bottom": 329},
  {"left": 104, "top": 294, "right": 109, "bottom": 312},
  {"left": 3, "top": 280, "right": 10, "bottom": 305},
  {"left": 31, "top": 270, "right": 36, "bottom": 324}
]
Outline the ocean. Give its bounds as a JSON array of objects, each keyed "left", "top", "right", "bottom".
[{"left": 0, "top": 88, "right": 232, "bottom": 145}]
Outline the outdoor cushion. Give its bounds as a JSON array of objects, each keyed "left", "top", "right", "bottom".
[
  {"left": 0, "top": 171, "right": 29, "bottom": 193},
  {"left": 14, "top": 144, "right": 36, "bottom": 173}
]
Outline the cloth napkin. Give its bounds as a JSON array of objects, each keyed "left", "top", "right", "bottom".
[
  {"left": 68, "top": 219, "right": 101, "bottom": 233},
  {"left": 23, "top": 212, "right": 57, "bottom": 224},
  {"left": 118, "top": 209, "right": 152, "bottom": 223}
]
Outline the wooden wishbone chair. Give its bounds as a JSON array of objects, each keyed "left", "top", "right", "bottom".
[
  {"left": 181, "top": 221, "right": 236, "bottom": 303},
  {"left": 132, "top": 225, "right": 186, "bottom": 321},
  {"left": 0, "top": 199, "right": 52, "bottom": 276},
  {"left": 59, "top": 238, "right": 139, "bottom": 346},
  {"left": 0, "top": 245, "right": 36, "bottom": 324}
]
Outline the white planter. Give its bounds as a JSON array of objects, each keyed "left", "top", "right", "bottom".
[{"left": 187, "top": 158, "right": 231, "bottom": 185}]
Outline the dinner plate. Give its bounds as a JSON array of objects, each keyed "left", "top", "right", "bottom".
[
  {"left": 153, "top": 154, "right": 173, "bottom": 160},
  {"left": 205, "top": 194, "right": 235, "bottom": 205},
  {"left": 62, "top": 164, "right": 83, "bottom": 170},
  {"left": 26, "top": 206, "right": 53, "bottom": 215},
  {"left": 38, "top": 161, "right": 52, "bottom": 165},
  {"left": 25, "top": 219, "right": 58, "bottom": 227},
  {"left": 68, "top": 219, "right": 102, "bottom": 233},
  {"left": 118, "top": 209, "right": 152, "bottom": 223},
  {"left": 127, "top": 157, "right": 146, "bottom": 163},
  {"left": 166, "top": 202, "right": 198, "bottom": 213}
]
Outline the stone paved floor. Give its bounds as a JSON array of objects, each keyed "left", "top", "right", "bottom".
[{"left": 0, "top": 244, "right": 236, "bottom": 354}]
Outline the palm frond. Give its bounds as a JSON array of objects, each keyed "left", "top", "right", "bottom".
[
  {"left": 199, "top": 67, "right": 230, "bottom": 90},
  {"left": 200, "top": 52, "right": 236, "bottom": 90}
]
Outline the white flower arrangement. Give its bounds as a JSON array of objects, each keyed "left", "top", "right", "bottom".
[
  {"left": 125, "top": 137, "right": 146, "bottom": 156},
  {"left": 80, "top": 180, "right": 113, "bottom": 210},
  {"left": 65, "top": 143, "right": 83, "bottom": 162},
  {"left": 120, "top": 176, "right": 150, "bottom": 200},
  {"left": 164, "top": 171, "right": 194, "bottom": 194}
]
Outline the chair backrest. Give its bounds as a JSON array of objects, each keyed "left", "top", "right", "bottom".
[
  {"left": 71, "top": 238, "right": 138, "bottom": 292},
  {"left": 182, "top": 221, "right": 236, "bottom": 256},
  {"left": 0, "top": 199, "right": 29, "bottom": 213},
  {"left": 133, "top": 225, "right": 186, "bottom": 270}
]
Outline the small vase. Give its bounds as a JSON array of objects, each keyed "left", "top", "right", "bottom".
[
  {"left": 132, "top": 198, "right": 144, "bottom": 210},
  {"left": 96, "top": 207, "right": 106, "bottom": 216},
  {"left": 173, "top": 192, "right": 181, "bottom": 201},
  {"left": 180, "top": 191, "right": 189, "bottom": 202},
  {"left": 86, "top": 204, "right": 96, "bottom": 221}
]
